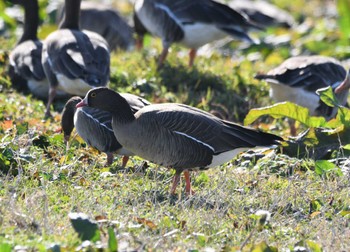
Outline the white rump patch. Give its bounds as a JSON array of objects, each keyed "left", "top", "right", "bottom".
[{"left": 208, "top": 148, "right": 249, "bottom": 168}]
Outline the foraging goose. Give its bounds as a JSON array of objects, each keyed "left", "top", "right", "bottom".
[
  {"left": 77, "top": 87, "right": 282, "bottom": 195},
  {"left": 42, "top": 0, "right": 110, "bottom": 117},
  {"left": 255, "top": 55, "right": 350, "bottom": 135},
  {"left": 62, "top": 94, "right": 150, "bottom": 166},
  {"left": 228, "top": 0, "right": 295, "bottom": 29},
  {"left": 56, "top": 1, "right": 134, "bottom": 51},
  {"left": 8, "top": 0, "right": 67, "bottom": 99},
  {"left": 134, "top": 0, "right": 261, "bottom": 68}
]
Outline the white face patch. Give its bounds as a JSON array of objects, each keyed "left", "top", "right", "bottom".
[{"left": 174, "top": 131, "right": 215, "bottom": 152}]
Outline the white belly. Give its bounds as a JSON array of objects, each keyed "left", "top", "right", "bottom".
[
  {"left": 56, "top": 74, "right": 92, "bottom": 96},
  {"left": 182, "top": 23, "right": 227, "bottom": 48},
  {"left": 28, "top": 79, "right": 68, "bottom": 99},
  {"left": 269, "top": 84, "right": 320, "bottom": 115}
]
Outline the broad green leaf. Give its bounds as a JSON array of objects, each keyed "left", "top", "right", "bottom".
[
  {"left": 69, "top": 213, "right": 100, "bottom": 242},
  {"left": 108, "top": 227, "right": 118, "bottom": 252},
  {"left": 337, "top": 0, "right": 350, "bottom": 40},
  {"left": 251, "top": 241, "right": 278, "bottom": 252},
  {"left": 244, "top": 102, "right": 327, "bottom": 127},
  {"left": 316, "top": 86, "right": 338, "bottom": 107},
  {"left": 326, "top": 107, "right": 350, "bottom": 128},
  {"left": 305, "top": 240, "right": 323, "bottom": 252},
  {"left": 0, "top": 243, "right": 12, "bottom": 252},
  {"left": 315, "top": 160, "right": 342, "bottom": 176}
]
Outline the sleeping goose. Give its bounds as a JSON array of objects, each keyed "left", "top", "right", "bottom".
[
  {"left": 61, "top": 94, "right": 150, "bottom": 166},
  {"left": 56, "top": 1, "right": 135, "bottom": 51},
  {"left": 42, "top": 0, "right": 110, "bottom": 117},
  {"left": 134, "top": 0, "right": 262, "bottom": 68},
  {"left": 228, "top": 0, "right": 295, "bottom": 29},
  {"left": 76, "top": 87, "right": 282, "bottom": 195},
  {"left": 255, "top": 55, "right": 350, "bottom": 135},
  {"left": 8, "top": 0, "right": 67, "bottom": 99}
]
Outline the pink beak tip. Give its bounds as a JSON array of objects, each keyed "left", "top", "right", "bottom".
[{"left": 76, "top": 100, "right": 87, "bottom": 108}]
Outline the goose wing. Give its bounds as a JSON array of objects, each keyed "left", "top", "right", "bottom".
[
  {"left": 141, "top": 103, "right": 281, "bottom": 155},
  {"left": 10, "top": 40, "right": 46, "bottom": 81},
  {"left": 256, "top": 56, "right": 347, "bottom": 92},
  {"left": 43, "top": 29, "right": 110, "bottom": 87}
]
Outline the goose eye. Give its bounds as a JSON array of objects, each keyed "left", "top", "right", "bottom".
[{"left": 91, "top": 92, "right": 96, "bottom": 98}]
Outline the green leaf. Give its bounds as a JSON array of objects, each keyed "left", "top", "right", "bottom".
[
  {"left": 310, "top": 199, "right": 323, "bottom": 212},
  {"left": 108, "top": 227, "right": 118, "bottom": 252},
  {"left": 0, "top": 243, "right": 12, "bottom": 252},
  {"left": 251, "top": 241, "right": 278, "bottom": 252},
  {"left": 337, "top": 0, "right": 350, "bottom": 41},
  {"left": 305, "top": 240, "right": 323, "bottom": 252},
  {"left": 316, "top": 86, "right": 338, "bottom": 107},
  {"left": 69, "top": 213, "right": 100, "bottom": 242},
  {"left": 315, "top": 160, "right": 342, "bottom": 176},
  {"left": 244, "top": 102, "right": 327, "bottom": 127}
]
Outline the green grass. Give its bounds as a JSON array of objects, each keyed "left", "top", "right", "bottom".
[{"left": 1, "top": 0, "right": 350, "bottom": 251}]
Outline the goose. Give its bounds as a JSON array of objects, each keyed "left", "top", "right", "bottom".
[
  {"left": 8, "top": 0, "right": 68, "bottom": 99},
  {"left": 42, "top": 0, "right": 110, "bottom": 117},
  {"left": 255, "top": 55, "right": 350, "bottom": 135},
  {"left": 76, "top": 87, "right": 282, "bottom": 195},
  {"left": 228, "top": 0, "right": 295, "bottom": 29},
  {"left": 133, "top": 0, "right": 262, "bottom": 68},
  {"left": 56, "top": 1, "right": 134, "bottom": 51},
  {"left": 62, "top": 94, "right": 150, "bottom": 166}
]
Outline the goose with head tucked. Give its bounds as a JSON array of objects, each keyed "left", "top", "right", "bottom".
[
  {"left": 56, "top": 1, "right": 135, "bottom": 51},
  {"left": 61, "top": 94, "right": 150, "bottom": 166},
  {"left": 76, "top": 87, "right": 282, "bottom": 195},
  {"left": 42, "top": 0, "right": 110, "bottom": 117},
  {"left": 8, "top": 0, "right": 68, "bottom": 99},
  {"left": 228, "top": 0, "right": 295, "bottom": 29},
  {"left": 134, "top": 0, "right": 262, "bottom": 68},
  {"left": 255, "top": 55, "right": 350, "bottom": 135}
]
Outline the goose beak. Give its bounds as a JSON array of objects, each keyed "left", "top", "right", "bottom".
[
  {"left": 76, "top": 99, "right": 87, "bottom": 108},
  {"left": 335, "top": 70, "right": 350, "bottom": 94}
]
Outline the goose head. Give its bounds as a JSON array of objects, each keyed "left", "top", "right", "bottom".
[
  {"left": 61, "top": 96, "right": 82, "bottom": 143},
  {"left": 77, "top": 88, "right": 135, "bottom": 122}
]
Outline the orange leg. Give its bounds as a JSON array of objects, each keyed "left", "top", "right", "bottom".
[
  {"left": 184, "top": 170, "right": 195, "bottom": 196},
  {"left": 157, "top": 47, "right": 169, "bottom": 70},
  {"left": 189, "top": 49, "right": 197, "bottom": 67},
  {"left": 105, "top": 153, "right": 114, "bottom": 166},
  {"left": 121, "top": 156, "right": 129, "bottom": 168},
  {"left": 170, "top": 172, "right": 181, "bottom": 195},
  {"left": 289, "top": 119, "right": 297, "bottom": 136},
  {"left": 135, "top": 35, "right": 144, "bottom": 50},
  {"left": 45, "top": 87, "right": 56, "bottom": 118}
]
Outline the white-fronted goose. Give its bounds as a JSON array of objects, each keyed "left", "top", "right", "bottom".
[
  {"left": 42, "top": 0, "right": 110, "bottom": 117},
  {"left": 56, "top": 1, "right": 134, "bottom": 51},
  {"left": 8, "top": 0, "right": 67, "bottom": 99},
  {"left": 134, "top": 0, "right": 261, "bottom": 68},
  {"left": 255, "top": 55, "right": 350, "bottom": 135},
  {"left": 228, "top": 0, "right": 295, "bottom": 29},
  {"left": 62, "top": 94, "right": 150, "bottom": 166},
  {"left": 76, "top": 87, "right": 283, "bottom": 195}
]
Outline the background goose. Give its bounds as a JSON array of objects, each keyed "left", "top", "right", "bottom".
[
  {"left": 228, "top": 0, "right": 295, "bottom": 29},
  {"left": 62, "top": 94, "right": 150, "bottom": 166},
  {"left": 76, "top": 87, "right": 282, "bottom": 195},
  {"left": 56, "top": 1, "right": 135, "bottom": 51},
  {"left": 42, "top": 0, "right": 110, "bottom": 117},
  {"left": 255, "top": 55, "right": 350, "bottom": 135},
  {"left": 8, "top": 0, "right": 67, "bottom": 99},
  {"left": 134, "top": 0, "right": 262, "bottom": 68}
]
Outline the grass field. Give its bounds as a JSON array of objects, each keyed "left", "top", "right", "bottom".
[{"left": 1, "top": 0, "right": 350, "bottom": 251}]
